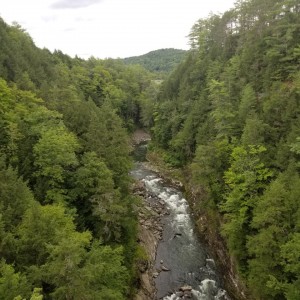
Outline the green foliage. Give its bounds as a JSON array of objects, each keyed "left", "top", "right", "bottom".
[
  {"left": 16, "top": 203, "right": 130, "bottom": 298},
  {"left": 33, "top": 126, "right": 80, "bottom": 203},
  {"left": 191, "top": 138, "right": 232, "bottom": 207},
  {"left": 151, "top": 1, "right": 300, "bottom": 298},
  {"left": 29, "top": 288, "right": 43, "bottom": 300},
  {"left": 0, "top": 260, "right": 31, "bottom": 300},
  {"left": 238, "top": 84, "right": 256, "bottom": 125},
  {"left": 247, "top": 170, "right": 300, "bottom": 298},
  {"left": 240, "top": 114, "right": 267, "bottom": 146},
  {"left": 1, "top": 1, "right": 300, "bottom": 298},
  {"left": 73, "top": 151, "right": 128, "bottom": 241},
  {"left": 83, "top": 102, "right": 132, "bottom": 190},
  {"left": 81, "top": 243, "right": 129, "bottom": 300},
  {"left": 74, "top": 152, "right": 114, "bottom": 199},
  {"left": 209, "top": 79, "right": 237, "bottom": 139},
  {"left": 281, "top": 233, "right": 300, "bottom": 298},
  {"left": 17, "top": 204, "right": 86, "bottom": 267},
  {"left": 0, "top": 159, "right": 34, "bottom": 231},
  {"left": 41, "top": 229, "right": 91, "bottom": 299},
  {"left": 290, "top": 137, "right": 300, "bottom": 155},
  {"left": 221, "top": 145, "right": 273, "bottom": 267},
  {"left": 123, "top": 48, "right": 187, "bottom": 74},
  {"left": 0, "top": 16, "right": 154, "bottom": 298}
]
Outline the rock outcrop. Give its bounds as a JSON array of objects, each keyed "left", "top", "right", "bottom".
[
  {"left": 186, "top": 185, "right": 248, "bottom": 300},
  {"left": 133, "top": 180, "right": 168, "bottom": 300}
]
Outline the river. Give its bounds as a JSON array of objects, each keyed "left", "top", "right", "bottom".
[{"left": 130, "top": 142, "right": 230, "bottom": 300}]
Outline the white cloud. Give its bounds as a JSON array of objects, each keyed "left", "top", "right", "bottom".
[
  {"left": 0, "top": 0, "right": 236, "bottom": 59},
  {"left": 50, "top": 0, "right": 103, "bottom": 9},
  {"left": 41, "top": 14, "right": 58, "bottom": 23}
]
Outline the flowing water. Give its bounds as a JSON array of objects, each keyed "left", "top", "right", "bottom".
[{"left": 131, "top": 142, "right": 230, "bottom": 300}]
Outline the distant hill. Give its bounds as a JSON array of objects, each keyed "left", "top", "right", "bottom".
[{"left": 123, "top": 48, "right": 187, "bottom": 73}]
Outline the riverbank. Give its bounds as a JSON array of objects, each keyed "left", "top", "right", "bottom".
[
  {"left": 131, "top": 130, "right": 248, "bottom": 299},
  {"left": 131, "top": 130, "right": 163, "bottom": 299},
  {"left": 132, "top": 179, "right": 164, "bottom": 300},
  {"left": 131, "top": 129, "right": 151, "bottom": 146},
  {"left": 185, "top": 184, "right": 248, "bottom": 300},
  {"left": 143, "top": 148, "right": 249, "bottom": 300},
  {"left": 132, "top": 136, "right": 204, "bottom": 299}
]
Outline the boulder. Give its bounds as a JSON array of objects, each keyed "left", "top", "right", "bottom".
[
  {"left": 179, "top": 285, "right": 192, "bottom": 292},
  {"left": 161, "top": 265, "right": 170, "bottom": 272}
]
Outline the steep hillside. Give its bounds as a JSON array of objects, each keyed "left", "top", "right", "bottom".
[
  {"left": 0, "top": 17, "right": 156, "bottom": 299},
  {"left": 144, "top": 1, "right": 300, "bottom": 299}
]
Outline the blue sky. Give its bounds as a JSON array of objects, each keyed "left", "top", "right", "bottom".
[{"left": 1, "top": 0, "right": 236, "bottom": 59}]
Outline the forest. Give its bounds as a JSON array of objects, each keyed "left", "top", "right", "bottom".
[
  {"left": 123, "top": 48, "right": 187, "bottom": 75},
  {"left": 0, "top": 16, "right": 159, "bottom": 299},
  {"left": 148, "top": 0, "right": 300, "bottom": 299},
  {"left": 0, "top": 0, "right": 300, "bottom": 299}
]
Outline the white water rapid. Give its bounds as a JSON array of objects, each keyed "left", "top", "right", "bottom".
[{"left": 131, "top": 142, "right": 231, "bottom": 300}]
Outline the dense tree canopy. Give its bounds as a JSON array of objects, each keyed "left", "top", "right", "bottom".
[
  {"left": 0, "top": 16, "right": 157, "bottom": 299},
  {"left": 123, "top": 48, "right": 187, "bottom": 75},
  {"left": 149, "top": 0, "right": 300, "bottom": 299},
  {"left": 1, "top": 0, "right": 300, "bottom": 298}
]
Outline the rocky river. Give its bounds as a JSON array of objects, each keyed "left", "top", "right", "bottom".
[{"left": 131, "top": 140, "right": 231, "bottom": 300}]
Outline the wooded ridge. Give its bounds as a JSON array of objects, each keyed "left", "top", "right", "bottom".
[
  {"left": 149, "top": 0, "right": 300, "bottom": 299},
  {"left": 0, "top": 16, "right": 156, "bottom": 299},
  {"left": 123, "top": 48, "right": 187, "bottom": 75}
]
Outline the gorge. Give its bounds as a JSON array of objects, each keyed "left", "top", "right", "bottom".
[{"left": 131, "top": 138, "right": 231, "bottom": 300}]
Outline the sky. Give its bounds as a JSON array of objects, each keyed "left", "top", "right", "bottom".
[{"left": 0, "top": 0, "right": 236, "bottom": 59}]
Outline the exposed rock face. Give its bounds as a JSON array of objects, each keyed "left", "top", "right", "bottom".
[
  {"left": 186, "top": 185, "right": 248, "bottom": 300},
  {"left": 132, "top": 180, "right": 168, "bottom": 300},
  {"left": 132, "top": 131, "right": 246, "bottom": 299},
  {"left": 133, "top": 177, "right": 247, "bottom": 299},
  {"left": 131, "top": 129, "right": 151, "bottom": 146}
]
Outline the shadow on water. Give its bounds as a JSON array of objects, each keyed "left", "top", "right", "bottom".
[
  {"left": 132, "top": 141, "right": 148, "bottom": 162},
  {"left": 131, "top": 142, "right": 230, "bottom": 300}
]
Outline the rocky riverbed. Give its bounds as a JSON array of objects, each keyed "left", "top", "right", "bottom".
[
  {"left": 131, "top": 131, "right": 238, "bottom": 300},
  {"left": 133, "top": 179, "right": 167, "bottom": 300},
  {"left": 132, "top": 171, "right": 202, "bottom": 300},
  {"left": 131, "top": 164, "right": 231, "bottom": 300}
]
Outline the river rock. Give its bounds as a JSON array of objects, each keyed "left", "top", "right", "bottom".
[
  {"left": 183, "top": 292, "right": 192, "bottom": 299},
  {"left": 161, "top": 265, "right": 170, "bottom": 272},
  {"left": 157, "top": 226, "right": 163, "bottom": 232},
  {"left": 137, "top": 260, "right": 148, "bottom": 273},
  {"left": 134, "top": 194, "right": 163, "bottom": 299},
  {"left": 144, "top": 220, "right": 152, "bottom": 227},
  {"left": 145, "top": 206, "right": 152, "bottom": 212},
  {"left": 179, "top": 285, "right": 192, "bottom": 292},
  {"left": 176, "top": 291, "right": 184, "bottom": 297},
  {"left": 174, "top": 232, "right": 182, "bottom": 237},
  {"left": 131, "top": 129, "right": 151, "bottom": 145}
]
